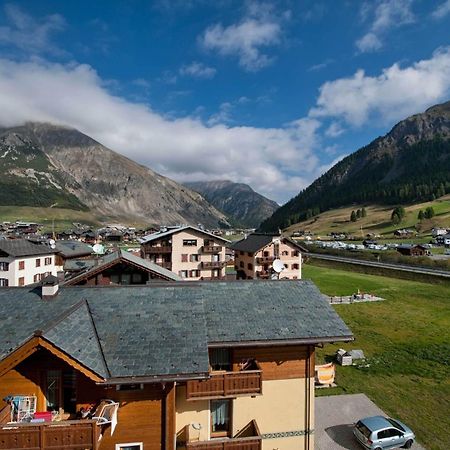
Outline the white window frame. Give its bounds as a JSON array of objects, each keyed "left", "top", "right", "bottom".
[{"left": 115, "top": 443, "right": 143, "bottom": 450}]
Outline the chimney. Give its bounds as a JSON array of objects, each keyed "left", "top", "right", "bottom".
[{"left": 41, "top": 275, "right": 59, "bottom": 299}]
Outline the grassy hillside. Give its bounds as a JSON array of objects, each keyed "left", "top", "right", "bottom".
[
  {"left": 0, "top": 206, "right": 157, "bottom": 232},
  {"left": 304, "top": 264, "right": 450, "bottom": 450},
  {"left": 286, "top": 194, "right": 450, "bottom": 237}
]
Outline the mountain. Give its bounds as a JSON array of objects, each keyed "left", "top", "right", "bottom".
[
  {"left": 184, "top": 180, "right": 279, "bottom": 228},
  {"left": 260, "top": 100, "right": 450, "bottom": 232},
  {"left": 0, "top": 123, "right": 229, "bottom": 228}
]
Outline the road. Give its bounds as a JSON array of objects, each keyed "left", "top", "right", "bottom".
[{"left": 308, "top": 253, "right": 450, "bottom": 279}]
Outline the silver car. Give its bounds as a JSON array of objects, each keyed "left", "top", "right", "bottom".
[{"left": 353, "top": 415, "right": 415, "bottom": 449}]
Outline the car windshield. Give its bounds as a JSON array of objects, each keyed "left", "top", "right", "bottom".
[
  {"left": 387, "top": 418, "right": 405, "bottom": 431},
  {"left": 355, "top": 421, "right": 372, "bottom": 438}
]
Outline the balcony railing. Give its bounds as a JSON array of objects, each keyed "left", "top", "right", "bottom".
[
  {"left": 180, "top": 420, "right": 262, "bottom": 450},
  {"left": 0, "top": 420, "right": 99, "bottom": 450},
  {"left": 143, "top": 245, "right": 172, "bottom": 254},
  {"left": 201, "top": 261, "right": 225, "bottom": 270},
  {"left": 186, "top": 365, "right": 262, "bottom": 400},
  {"left": 256, "top": 270, "right": 270, "bottom": 279},
  {"left": 255, "top": 256, "right": 274, "bottom": 264},
  {"left": 202, "top": 245, "right": 223, "bottom": 254}
]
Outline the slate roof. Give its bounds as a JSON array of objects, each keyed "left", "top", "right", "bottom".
[
  {"left": 0, "top": 280, "right": 353, "bottom": 382},
  {"left": 63, "top": 249, "right": 181, "bottom": 285},
  {"left": 140, "top": 225, "right": 229, "bottom": 244},
  {"left": 231, "top": 233, "right": 276, "bottom": 253},
  {"left": 0, "top": 239, "right": 56, "bottom": 257},
  {"left": 55, "top": 241, "right": 94, "bottom": 258}
]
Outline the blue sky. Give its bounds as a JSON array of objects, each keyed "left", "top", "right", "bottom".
[{"left": 0, "top": 0, "right": 449, "bottom": 203}]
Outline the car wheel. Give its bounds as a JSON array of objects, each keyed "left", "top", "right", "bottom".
[{"left": 403, "top": 440, "right": 414, "bottom": 449}]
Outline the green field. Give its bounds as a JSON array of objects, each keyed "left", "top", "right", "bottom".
[{"left": 303, "top": 264, "right": 450, "bottom": 450}]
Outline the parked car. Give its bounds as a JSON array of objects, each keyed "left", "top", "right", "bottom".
[{"left": 353, "top": 415, "right": 415, "bottom": 449}]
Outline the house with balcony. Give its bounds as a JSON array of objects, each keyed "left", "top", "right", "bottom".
[
  {"left": 0, "top": 239, "right": 57, "bottom": 287},
  {"left": 63, "top": 249, "right": 181, "bottom": 285},
  {"left": 140, "top": 226, "right": 229, "bottom": 280},
  {"left": 231, "top": 233, "right": 308, "bottom": 280},
  {"left": 0, "top": 279, "right": 352, "bottom": 450}
]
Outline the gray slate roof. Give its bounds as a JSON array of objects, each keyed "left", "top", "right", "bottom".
[
  {"left": 231, "top": 233, "right": 276, "bottom": 253},
  {"left": 0, "top": 239, "right": 56, "bottom": 257},
  {"left": 140, "top": 225, "right": 229, "bottom": 244},
  {"left": 55, "top": 241, "right": 94, "bottom": 258},
  {"left": 0, "top": 280, "right": 352, "bottom": 381}
]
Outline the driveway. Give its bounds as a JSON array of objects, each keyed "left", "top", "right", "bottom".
[{"left": 315, "top": 393, "right": 426, "bottom": 450}]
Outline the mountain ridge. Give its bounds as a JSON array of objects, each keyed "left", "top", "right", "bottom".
[
  {"left": 260, "top": 100, "right": 450, "bottom": 231},
  {"left": 0, "top": 122, "right": 230, "bottom": 228}
]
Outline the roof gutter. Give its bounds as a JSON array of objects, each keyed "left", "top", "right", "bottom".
[
  {"left": 97, "top": 371, "right": 210, "bottom": 385},
  {"left": 207, "top": 335, "right": 354, "bottom": 348}
]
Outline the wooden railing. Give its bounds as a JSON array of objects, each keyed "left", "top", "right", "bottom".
[
  {"left": 202, "top": 245, "right": 223, "bottom": 254},
  {"left": 0, "top": 420, "right": 99, "bottom": 450},
  {"left": 186, "top": 368, "right": 262, "bottom": 400},
  {"left": 201, "top": 261, "right": 225, "bottom": 270},
  {"left": 144, "top": 246, "right": 172, "bottom": 254},
  {"left": 183, "top": 420, "right": 262, "bottom": 450},
  {"left": 255, "top": 256, "right": 274, "bottom": 264}
]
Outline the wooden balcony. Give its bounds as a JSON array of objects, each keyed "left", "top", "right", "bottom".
[
  {"left": 186, "top": 365, "right": 262, "bottom": 400},
  {"left": 255, "top": 256, "right": 274, "bottom": 264},
  {"left": 256, "top": 270, "right": 270, "bottom": 279},
  {"left": 181, "top": 420, "right": 262, "bottom": 450},
  {"left": 201, "top": 261, "right": 225, "bottom": 270},
  {"left": 0, "top": 420, "right": 99, "bottom": 450},
  {"left": 144, "top": 245, "right": 172, "bottom": 254},
  {"left": 201, "top": 245, "right": 223, "bottom": 254}
]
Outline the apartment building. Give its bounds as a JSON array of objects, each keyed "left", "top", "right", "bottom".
[
  {"left": 140, "top": 226, "right": 229, "bottom": 280},
  {"left": 232, "top": 233, "right": 308, "bottom": 280},
  {"left": 0, "top": 239, "right": 57, "bottom": 286},
  {"left": 0, "top": 279, "right": 352, "bottom": 450}
]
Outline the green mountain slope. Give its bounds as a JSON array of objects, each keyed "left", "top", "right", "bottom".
[{"left": 260, "top": 100, "right": 450, "bottom": 231}]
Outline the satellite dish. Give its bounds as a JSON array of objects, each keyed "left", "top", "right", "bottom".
[
  {"left": 93, "top": 244, "right": 105, "bottom": 254},
  {"left": 272, "top": 259, "right": 285, "bottom": 273},
  {"left": 49, "top": 239, "right": 56, "bottom": 245}
]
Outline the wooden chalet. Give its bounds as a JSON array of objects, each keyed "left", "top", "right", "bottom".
[
  {"left": 63, "top": 249, "right": 181, "bottom": 285},
  {"left": 396, "top": 244, "right": 428, "bottom": 256},
  {"left": 0, "top": 280, "right": 353, "bottom": 450}
]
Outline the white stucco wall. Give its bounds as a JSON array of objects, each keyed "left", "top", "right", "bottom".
[{"left": 0, "top": 254, "right": 57, "bottom": 286}]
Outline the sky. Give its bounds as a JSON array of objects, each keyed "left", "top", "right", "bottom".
[{"left": 0, "top": 0, "right": 449, "bottom": 204}]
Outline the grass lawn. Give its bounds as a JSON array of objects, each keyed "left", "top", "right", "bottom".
[{"left": 303, "top": 264, "right": 450, "bottom": 450}]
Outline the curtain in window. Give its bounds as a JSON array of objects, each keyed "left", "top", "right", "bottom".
[{"left": 212, "top": 400, "right": 229, "bottom": 427}]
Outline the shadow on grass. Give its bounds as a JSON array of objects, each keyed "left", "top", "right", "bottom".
[{"left": 325, "top": 424, "right": 360, "bottom": 449}]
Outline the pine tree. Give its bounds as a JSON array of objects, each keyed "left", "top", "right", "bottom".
[
  {"left": 350, "top": 210, "right": 357, "bottom": 222},
  {"left": 362, "top": 207, "right": 367, "bottom": 218},
  {"left": 356, "top": 209, "right": 361, "bottom": 219},
  {"left": 418, "top": 210, "right": 424, "bottom": 220},
  {"left": 424, "top": 207, "right": 435, "bottom": 219}
]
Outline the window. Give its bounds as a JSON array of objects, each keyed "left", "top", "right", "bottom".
[
  {"left": 46, "top": 370, "right": 61, "bottom": 411},
  {"left": 263, "top": 251, "right": 269, "bottom": 257},
  {"left": 183, "top": 239, "right": 197, "bottom": 246},
  {"left": 190, "top": 270, "right": 200, "bottom": 278},
  {"left": 115, "top": 444, "right": 143, "bottom": 450},
  {"left": 377, "top": 430, "right": 390, "bottom": 440},
  {"left": 247, "top": 263, "right": 253, "bottom": 270},
  {"left": 18, "top": 277, "right": 24, "bottom": 286},
  {"left": 282, "top": 250, "right": 289, "bottom": 256},
  {"left": 211, "top": 400, "right": 231, "bottom": 437},
  {"left": 0, "top": 278, "right": 8, "bottom": 287},
  {"left": 180, "top": 270, "right": 188, "bottom": 278},
  {"left": 181, "top": 254, "right": 188, "bottom": 263},
  {"left": 116, "top": 384, "right": 144, "bottom": 391},
  {"left": 0, "top": 262, "right": 9, "bottom": 271},
  {"left": 247, "top": 252, "right": 253, "bottom": 257},
  {"left": 33, "top": 274, "right": 39, "bottom": 283},
  {"left": 36, "top": 259, "right": 41, "bottom": 267},
  {"left": 44, "top": 257, "right": 52, "bottom": 265},
  {"left": 131, "top": 273, "right": 142, "bottom": 284},
  {"left": 19, "top": 261, "right": 25, "bottom": 270},
  {"left": 190, "top": 254, "right": 200, "bottom": 262},
  {"left": 239, "top": 261, "right": 244, "bottom": 268},
  {"left": 292, "top": 250, "right": 299, "bottom": 257},
  {"left": 292, "top": 264, "right": 299, "bottom": 270},
  {"left": 210, "top": 348, "right": 231, "bottom": 371}
]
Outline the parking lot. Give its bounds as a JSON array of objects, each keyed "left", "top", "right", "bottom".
[{"left": 315, "top": 393, "right": 426, "bottom": 450}]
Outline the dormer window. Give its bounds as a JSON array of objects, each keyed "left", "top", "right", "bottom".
[{"left": 210, "top": 348, "right": 231, "bottom": 371}]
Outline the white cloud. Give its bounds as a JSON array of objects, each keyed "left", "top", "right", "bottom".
[
  {"left": 179, "top": 61, "right": 216, "bottom": 79},
  {"left": 432, "top": 0, "right": 450, "bottom": 19},
  {"left": 0, "top": 3, "right": 66, "bottom": 55},
  {"left": 0, "top": 58, "right": 320, "bottom": 204},
  {"left": 325, "top": 122, "right": 345, "bottom": 138},
  {"left": 199, "top": 3, "right": 284, "bottom": 71},
  {"left": 310, "top": 47, "right": 450, "bottom": 126},
  {"left": 356, "top": 0, "right": 415, "bottom": 53}
]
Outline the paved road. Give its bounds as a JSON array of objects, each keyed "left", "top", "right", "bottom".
[
  {"left": 309, "top": 253, "right": 450, "bottom": 279},
  {"left": 315, "top": 393, "right": 426, "bottom": 450}
]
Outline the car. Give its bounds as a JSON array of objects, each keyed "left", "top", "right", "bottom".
[{"left": 353, "top": 415, "right": 415, "bottom": 449}]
